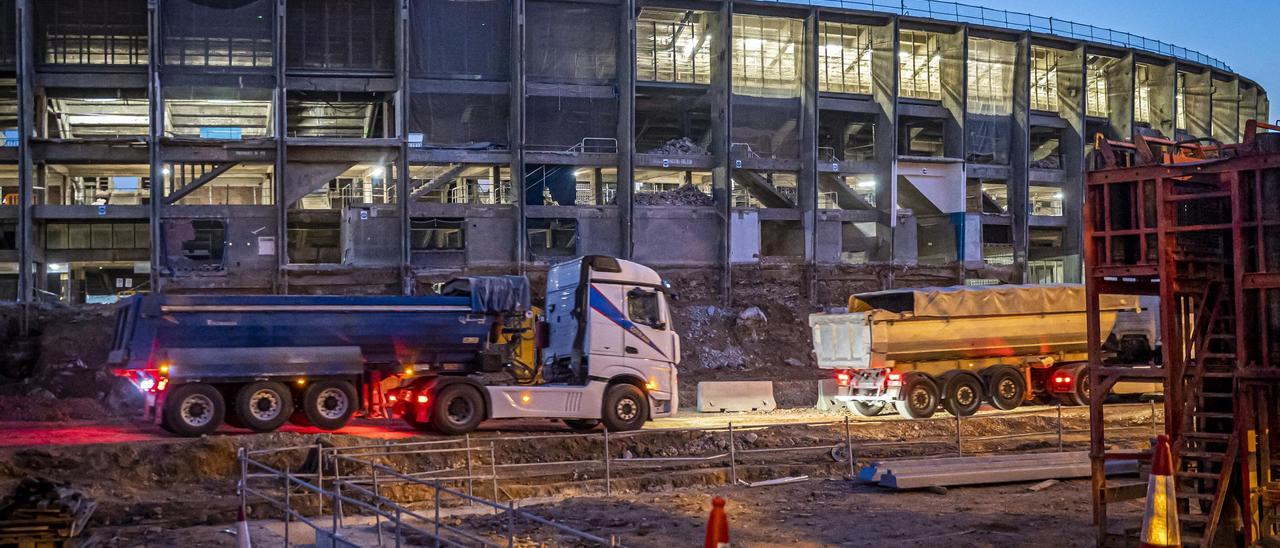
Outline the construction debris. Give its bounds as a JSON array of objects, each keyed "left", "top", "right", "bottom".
[
  {"left": 860, "top": 451, "right": 1139, "bottom": 490},
  {"left": 645, "top": 137, "right": 706, "bottom": 156},
  {"left": 739, "top": 476, "right": 810, "bottom": 488},
  {"left": 1027, "top": 479, "right": 1060, "bottom": 492},
  {"left": 0, "top": 477, "right": 96, "bottom": 545},
  {"left": 633, "top": 183, "right": 715, "bottom": 206}
]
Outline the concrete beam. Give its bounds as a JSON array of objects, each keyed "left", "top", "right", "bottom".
[{"left": 16, "top": 0, "right": 34, "bottom": 329}]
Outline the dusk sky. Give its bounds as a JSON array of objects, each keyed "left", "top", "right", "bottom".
[{"left": 965, "top": 0, "right": 1278, "bottom": 121}]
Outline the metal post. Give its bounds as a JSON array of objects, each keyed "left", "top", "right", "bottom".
[
  {"left": 333, "top": 455, "right": 344, "bottom": 529},
  {"left": 728, "top": 422, "right": 737, "bottom": 485},
  {"left": 372, "top": 464, "right": 382, "bottom": 547},
  {"left": 238, "top": 448, "right": 247, "bottom": 515},
  {"left": 315, "top": 443, "right": 325, "bottom": 516},
  {"left": 434, "top": 487, "right": 441, "bottom": 546},
  {"left": 396, "top": 507, "right": 403, "bottom": 548},
  {"left": 1057, "top": 402, "right": 1065, "bottom": 452},
  {"left": 506, "top": 500, "right": 516, "bottom": 548},
  {"left": 603, "top": 429, "right": 612, "bottom": 496},
  {"left": 490, "top": 443, "right": 498, "bottom": 507},
  {"left": 844, "top": 416, "right": 855, "bottom": 479},
  {"left": 955, "top": 414, "right": 963, "bottom": 456},
  {"left": 284, "top": 466, "right": 292, "bottom": 548},
  {"left": 465, "top": 434, "right": 475, "bottom": 505}
]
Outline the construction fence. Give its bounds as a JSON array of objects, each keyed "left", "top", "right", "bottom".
[{"left": 237, "top": 402, "right": 1163, "bottom": 546}]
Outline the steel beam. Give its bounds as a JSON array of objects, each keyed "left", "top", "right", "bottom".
[
  {"left": 274, "top": 0, "right": 288, "bottom": 293},
  {"left": 15, "top": 0, "right": 33, "bottom": 331},
  {"left": 397, "top": 0, "right": 411, "bottom": 294},
  {"left": 1008, "top": 33, "right": 1031, "bottom": 283},
  {"left": 710, "top": 0, "right": 731, "bottom": 304},
  {"left": 511, "top": 0, "right": 527, "bottom": 272},
  {"left": 163, "top": 162, "right": 241, "bottom": 205}
]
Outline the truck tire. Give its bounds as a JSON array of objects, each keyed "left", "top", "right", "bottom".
[
  {"left": 894, "top": 374, "right": 939, "bottom": 420},
  {"left": 301, "top": 380, "right": 358, "bottom": 431},
  {"left": 601, "top": 384, "right": 648, "bottom": 432},
  {"left": 234, "top": 381, "right": 294, "bottom": 433},
  {"left": 940, "top": 372, "right": 984, "bottom": 417},
  {"left": 563, "top": 419, "right": 601, "bottom": 431},
  {"left": 847, "top": 400, "right": 886, "bottom": 417},
  {"left": 430, "top": 383, "right": 486, "bottom": 435},
  {"left": 984, "top": 366, "right": 1026, "bottom": 411},
  {"left": 163, "top": 383, "right": 225, "bottom": 437}
]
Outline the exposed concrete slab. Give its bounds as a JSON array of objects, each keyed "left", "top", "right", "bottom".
[{"left": 696, "top": 381, "right": 776, "bottom": 413}]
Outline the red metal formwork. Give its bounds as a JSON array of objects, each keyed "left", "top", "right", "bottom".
[{"left": 1085, "top": 121, "right": 1280, "bottom": 547}]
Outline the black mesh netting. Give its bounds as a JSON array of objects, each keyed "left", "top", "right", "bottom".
[
  {"left": 525, "top": 1, "right": 616, "bottom": 84},
  {"left": 161, "top": 0, "right": 273, "bottom": 68},
  {"left": 287, "top": 0, "right": 394, "bottom": 72},
  {"left": 410, "top": 0, "right": 510, "bottom": 80}
]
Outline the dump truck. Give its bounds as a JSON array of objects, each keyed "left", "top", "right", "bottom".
[
  {"left": 107, "top": 256, "right": 680, "bottom": 436},
  {"left": 809, "top": 284, "right": 1157, "bottom": 419}
]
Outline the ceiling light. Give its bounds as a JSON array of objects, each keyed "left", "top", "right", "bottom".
[{"left": 370, "top": 167, "right": 385, "bottom": 177}]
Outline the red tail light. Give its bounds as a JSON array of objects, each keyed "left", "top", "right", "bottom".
[
  {"left": 1053, "top": 374, "right": 1073, "bottom": 385},
  {"left": 416, "top": 394, "right": 429, "bottom": 404},
  {"left": 836, "top": 372, "right": 851, "bottom": 386},
  {"left": 887, "top": 372, "right": 903, "bottom": 383}
]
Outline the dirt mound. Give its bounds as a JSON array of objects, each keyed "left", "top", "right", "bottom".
[{"left": 0, "top": 396, "right": 117, "bottom": 422}]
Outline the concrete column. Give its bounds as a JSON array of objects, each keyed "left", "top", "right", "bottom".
[
  {"left": 870, "top": 19, "right": 896, "bottom": 266},
  {"left": 15, "top": 0, "right": 32, "bottom": 329},
  {"left": 1146, "top": 59, "right": 1176, "bottom": 138},
  {"left": 940, "top": 27, "right": 965, "bottom": 160},
  {"left": 146, "top": 0, "right": 164, "bottom": 293},
  {"left": 397, "top": 0, "right": 411, "bottom": 294},
  {"left": 710, "top": 1, "right": 732, "bottom": 302},
  {"left": 799, "top": 10, "right": 818, "bottom": 275},
  {"left": 616, "top": 0, "right": 635, "bottom": 259},
  {"left": 1181, "top": 66, "right": 1213, "bottom": 139},
  {"left": 1211, "top": 74, "right": 1239, "bottom": 145},
  {"left": 1008, "top": 34, "right": 1031, "bottom": 283},
  {"left": 274, "top": 0, "right": 288, "bottom": 292},
  {"left": 511, "top": 0, "right": 527, "bottom": 271},
  {"left": 1106, "top": 52, "right": 1134, "bottom": 141},
  {"left": 1058, "top": 45, "right": 1086, "bottom": 283}
]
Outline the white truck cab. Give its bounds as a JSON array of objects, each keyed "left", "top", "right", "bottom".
[{"left": 482, "top": 256, "right": 680, "bottom": 431}]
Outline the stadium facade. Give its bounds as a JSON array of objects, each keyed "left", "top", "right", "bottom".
[{"left": 0, "top": 0, "right": 1268, "bottom": 304}]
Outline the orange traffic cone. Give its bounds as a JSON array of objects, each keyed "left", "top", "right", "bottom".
[
  {"left": 705, "top": 496, "right": 729, "bottom": 548},
  {"left": 235, "top": 506, "right": 252, "bottom": 548},
  {"left": 1140, "top": 434, "right": 1179, "bottom": 547}
]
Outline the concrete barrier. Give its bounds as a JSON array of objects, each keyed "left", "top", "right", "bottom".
[{"left": 696, "top": 381, "right": 777, "bottom": 413}]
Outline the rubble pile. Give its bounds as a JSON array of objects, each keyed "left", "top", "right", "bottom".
[
  {"left": 645, "top": 137, "right": 707, "bottom": 156},
  {"left": 0, "top": 477, "right": 97, "bottom": 545},
  {"left": 633, "top": 184, "right": 715, "bottom": 206}
]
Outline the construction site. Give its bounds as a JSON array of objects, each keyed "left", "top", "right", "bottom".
[{"left": 0, "top": 0, "right": 1277, "bottom": 546}]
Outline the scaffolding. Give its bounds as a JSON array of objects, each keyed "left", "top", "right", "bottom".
[{"left": 1086, "top": 121, "right": 1280, "bottom": 546}]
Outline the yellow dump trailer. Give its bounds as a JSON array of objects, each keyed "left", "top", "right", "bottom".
[{"left": 809, "top": 284, "right": 1159, "bottom": 419}]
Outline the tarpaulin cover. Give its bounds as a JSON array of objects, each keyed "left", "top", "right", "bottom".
[
  {"left": 849, "top": 284, "right": 1136, "bottom": 318},
  {"left": 410, "top": 0, "right": 509, "bottom": 80},
  {"left": 442, "top": 276, "right": 531, "bottom": 313}
]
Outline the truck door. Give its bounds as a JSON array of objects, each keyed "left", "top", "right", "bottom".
[
  {"left": 587, "top": 283, "right": 626, "bottom": 358},
  {"left": 621, "top": 286, "right": 676, "bottom": 364}
]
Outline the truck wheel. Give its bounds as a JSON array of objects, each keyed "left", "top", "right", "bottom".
[
  {"left": 235, "top": 381, "right": 294, "bottom": 433},
  {"left": 984, "top": 367, "right": 1026, "bottom": 411},
  {"left": 430, "top": 383, "right": 486, "bottom": 435},
  {"left": 563, "top": 419, "right": 601, "bottom": 431},
  {"left": 163, "top": 383, "right": 225, "bottom": 437},
  {"left": 1059, "top": 366, "right": 1089, "bottom": 406},
  {"left": 941, "top": 372, "right": 984, "bottom": 417},
  {"left": 601, "top": 384, "right": 648, "bottom": 432},
  {"left": 302, "top": 380, "right": 357, "bottom": 431},
  {"left": 847, "top": 401, "right": 886, "bottom": 417},
  {"left": 894, "top": 374, "right": 939, "bottom": 420}
]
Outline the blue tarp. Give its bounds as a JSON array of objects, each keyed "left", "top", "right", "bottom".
[{"left": 442, "top": 276, "right": 532, "bottom": 313}]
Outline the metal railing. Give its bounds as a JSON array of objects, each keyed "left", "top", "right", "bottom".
[
  {"left": 239, "top": 401, "right": 1165, "bottom": 542},
  {"left": 760, "top": 0, "right": 1231, "bottom": 71}
]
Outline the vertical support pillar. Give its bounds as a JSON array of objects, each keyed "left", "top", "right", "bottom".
[
  {"left": 14, "top": 0, "right": 32, "bottom": 330},
  {"left": 869, "top": 18, "right": 897, "bottom": 271},
  {"left": 1106, "top": 52, "right": 1135, "bottom": 141},
  {"left": 510, "top": 0, "right": 527, "bottom": 272},
  {"left": 1182, "top": 66, "right": 1213, "bottom": 139},
  {"left": 616, "top": 0, "right": 635, "bottom": 260},
  {"left": 1211, "top": 74, "right": 1239, "bottom": 145},
  {"left": 1146, "top": 59, "right": 1177, "bottom": 138},
  {"left": 274, "top": 0, "right": 288, "bottom": 293},
  {"left": 798, "top": 9, "right": 818, "bottom": 299},
  {"left": 146, "top": 0, "right": 164, "bottom": 294},
  {"left": 396, "top": 0, "right": 411, "bottom": 294},
  {"left": 939, "top": 26, "right": 965, "bottom": 161},
  {"left": 1008, "top": 34, "right": 1031, "bottom": 283},
  {"left": 1059, "top": 45, "right": 1086, "bottom": 283},
  {"left": 710, "top": 1, "right": 732, "bottom": 303}
]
